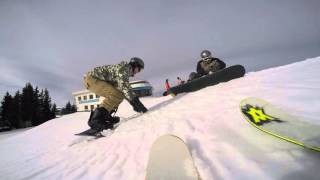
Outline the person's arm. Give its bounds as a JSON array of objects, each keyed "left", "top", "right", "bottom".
[
  {"left": 114, "top": 63, "right": 135, "bottom": 101},
  {"left": 115, "top": 63, "right": 148, "bottom": 113},
  {"left": 129, "top": 97, "right": 148, "bottom": 113},
  {"left": 214, "top": 58, "right": 226, "bottom": 69},
  {"left": 196, "top": 60, "right": 205, "bottom": 76}
]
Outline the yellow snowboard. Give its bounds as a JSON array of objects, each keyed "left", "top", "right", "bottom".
[{"left": 240, "top": 97, "right": 320, "bottom": 152}]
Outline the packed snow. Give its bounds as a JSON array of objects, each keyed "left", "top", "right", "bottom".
[{"left": 1, "top": 57, "right": 320, "bottom": 180}]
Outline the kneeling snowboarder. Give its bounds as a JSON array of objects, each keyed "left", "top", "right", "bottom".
[
  {"left": 169, "top": 50, "right": 244, "bottom": 95},
  {"left": 83, "top": 57, "right": 148, "bottom": 131},
  {"left": 189, "top": 50, "right": 226, "bottom": 81}
]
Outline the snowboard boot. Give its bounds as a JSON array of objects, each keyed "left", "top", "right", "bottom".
[
  {"left": 88, "top": 107, "right": 114, "bottom": 131},
  {"left": 104, "top": 114, "right": 120, "bottom": 129},
  {"left": 111, "top": 116, "right": 120, "bottom": 124},
  {"left": 109, "top": 109, "right": 120, "bottom": 126}
]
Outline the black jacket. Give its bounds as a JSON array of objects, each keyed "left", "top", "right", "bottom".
[{"left": 196, "top": 57, "right": 226, "bottom": 76}]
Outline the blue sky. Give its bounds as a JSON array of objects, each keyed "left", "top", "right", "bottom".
[{"left": 1, "top": 0, "right": 320, "bottom": 106}]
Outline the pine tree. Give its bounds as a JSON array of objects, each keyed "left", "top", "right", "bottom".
[
  {"left": 42, "top": 89, "right": 52, "bottom": 122},
  {"left": 21, "top": 83, "right": 34, "bottom": 127},
  {"left": 11, "top": 91, "right": 22, "bottom": 128},
  {"left": 71, "top": 103, "right": 77, "bottom": 113},
  {"left": 65, "top": 101, "right": 72, "bottom": 114},
  {"left": 32, "top": 87, "right": 41, "bottom": 126},
  {"left": 50, "top": 103, "right": 57, "bottom": 119},
  {"left": 0, "top": 92, "right": 14, "bottom": 128},
  {"left": 61, "top": 101, "right": 74, "bottom": 115}
]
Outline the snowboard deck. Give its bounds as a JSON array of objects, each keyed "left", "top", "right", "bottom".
[
  {"left": 75, "top": 128, "right": 104, "bottom": 137},
  {"left": 75, "top": 121, "right": 123, "bottom": 137},
  {"left": 240, "top": 97, "right": 320, "bottom": 152},
  {"left": 69, "top": 131, "right": 105, "bottom": 147},
  {"left": 145, "top": 134, "right": 201, "bottom": 180},
  {"left": 169, "top": 65, "right": 245, "bottom": 95}
]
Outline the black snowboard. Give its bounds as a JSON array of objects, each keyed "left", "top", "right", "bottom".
[
  {"left": 169, "top": 65, "right": 245, "bottom": 95},
  {"left": 75, "top": 128, "right": 104, "bottom": 137}
]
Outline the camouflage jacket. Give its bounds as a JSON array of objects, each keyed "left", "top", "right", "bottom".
[{"left": 86, "top": 61, "right": 135, "bottom": 101}]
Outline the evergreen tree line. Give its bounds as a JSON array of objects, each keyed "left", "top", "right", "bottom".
[
  {"left": 0, "top": 83, "right": 57, "bottom": 129},
  {"left": 60, "top": 101, "right": 77, "bottom": 115}
]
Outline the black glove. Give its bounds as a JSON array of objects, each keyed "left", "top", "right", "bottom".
[{"left": 129, "top": 97, "right": 148, "bottom": 113}]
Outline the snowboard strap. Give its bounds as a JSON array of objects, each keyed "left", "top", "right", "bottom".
[{"left": 110, "top": 107, "right": 118, "bottom": 117}]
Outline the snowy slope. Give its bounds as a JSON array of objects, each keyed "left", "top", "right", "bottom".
[{"left": 1, "top": 57, "right": 320, "bottom": 180}]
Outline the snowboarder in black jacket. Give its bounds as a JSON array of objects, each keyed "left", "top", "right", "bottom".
[
  {"left": 197, "top": 50, "right": 226, "bottom": 76},
  {"left": 189, "top": 50, "right": 226, "bottom": 81}
]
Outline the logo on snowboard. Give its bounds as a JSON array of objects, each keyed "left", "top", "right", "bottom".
[{"left": 242, "top": 105, "right": 284, "bottom": 126}]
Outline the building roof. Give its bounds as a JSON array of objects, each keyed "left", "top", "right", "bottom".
[
  {"left": 129, "top": 80, "right": 150, "bottom": 84},
  {"left": 72, "top": 89, "right": 91, "bottom": 96}
]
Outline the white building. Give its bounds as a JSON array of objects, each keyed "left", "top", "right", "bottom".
[
  {"left": 72, "top": 80, "right": 153, "bottom": 112},
  {"left": 72, "top": 90, "right": 103, "bottom": 111}
]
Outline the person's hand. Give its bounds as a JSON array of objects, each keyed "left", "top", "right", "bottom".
[{"left": 129, "top": 97, "right": 148, "bottom": 113}]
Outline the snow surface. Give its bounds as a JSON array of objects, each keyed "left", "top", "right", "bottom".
[
  {"left": 0, "top": 128, "right": 33, "bottom": 141},
  {"left": 1, "top": 57, "right": 320, "bottom": 180}
]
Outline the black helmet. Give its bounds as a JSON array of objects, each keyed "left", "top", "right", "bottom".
[
  {"left": 130, "top": 57, "right": 144, "bottom": 69},
  {"left": 200, "top": 50, "right": 212, "bottom": 59}
]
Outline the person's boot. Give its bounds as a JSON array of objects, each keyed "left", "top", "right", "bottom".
[
  {"left": 108, "top": 109, "right": 120, "bottom": 126},
  {"left": 111, "top": 116, "right": 120, "bottom": 124},
  {"left": 103, "top": 114, "right": 120, "bottom": 130},
  {"left": 88, "top": 107, "right": 111, "bottom": 131}
]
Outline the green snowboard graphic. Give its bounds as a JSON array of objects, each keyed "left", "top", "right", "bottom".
[{"left": 240, "top": 97, "right": 320, "bottom": 152}]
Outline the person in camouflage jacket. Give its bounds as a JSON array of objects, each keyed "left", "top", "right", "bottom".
[{"left": 83, "top": 57, "right": 147, "bottom": 131}]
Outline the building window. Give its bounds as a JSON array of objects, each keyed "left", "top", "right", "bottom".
[
  {"left": 84, "top": 105, "right": 88, "bottom": 110},
  {"left": 90, "top": 105, "right": 94, "bottom": 110},
  {"left": 96, "top": 95, "right": 100, "bottom": 98},
  {"left": 78, "top": 96, "right": 81, "bottom": 101},
  {"left": 89, "top": 94, "right": 94, "bottom": 99},
  {"left": 83, "top": 95, "right": 87, "bottom": 100}
]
